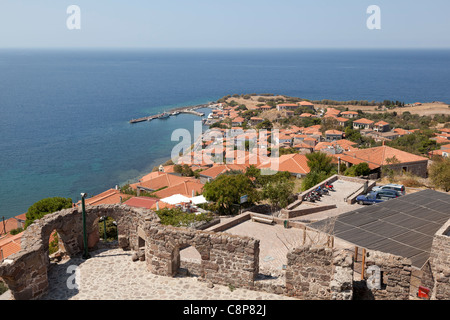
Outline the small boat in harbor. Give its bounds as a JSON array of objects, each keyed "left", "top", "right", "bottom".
[
  {"left": 158, "top": 112, "right": 170, "bottom": 119},
  {"left": 170, "top": 111, "right": 180, "bottom": 116}
]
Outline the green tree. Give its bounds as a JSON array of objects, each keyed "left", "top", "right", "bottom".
[
  {"left": 25, "top": 197, "right": 73, "bottom": 228},
  {"left": 301, "top": 152, "right": 336, "bottom": 191},
  {"left": 344, "top": 127, "right": 362, "bottom": 143},
  {"left": 261, "top": 178, "right": 295, "bottom": 210},
  {"left": 305, "top": 152, "right": 335, "bottom": 175},
  {"left": 202, "top": 173, "right": 257, "bottom": 215},
  {"left": 387, "top": 131, "right": 438, "bottom": 155},
  {"left": 344, "top": 162, "right": 371, "bottom": 177},
  {"left": 301, "top": 171, "right": 329, "bottom": 191},
  {"left": 429, "top": 157, "right": 450, "bottom": 192},
  {"left": 256, "top": 119, "right": 273, "bottom": 130}
]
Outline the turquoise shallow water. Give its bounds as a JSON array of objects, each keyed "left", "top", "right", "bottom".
[{"left": 0, "top": 48, "right": 449, "bottom": 218}]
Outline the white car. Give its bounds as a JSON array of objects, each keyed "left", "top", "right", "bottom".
[{"left": 372, "top": 184, "right": 405, "bottom": 196}]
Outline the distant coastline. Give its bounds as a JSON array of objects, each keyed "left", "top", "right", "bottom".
[{"left": 124, "top": 102, "right": 217, "bottom": 185}]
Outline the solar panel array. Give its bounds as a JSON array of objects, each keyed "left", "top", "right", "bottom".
[{"left": 308, "top": 189, "right": 450, "bottom": 269}]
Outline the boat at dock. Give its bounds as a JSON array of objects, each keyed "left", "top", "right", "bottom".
[
  {"left": 157, "top": 112, "right": 170, "bottom": 119},
  {"left": 130, "top": 102, "right": 212, "bottom": 124}
]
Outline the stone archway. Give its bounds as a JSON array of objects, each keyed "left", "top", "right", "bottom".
[
  {"left": 0, "top": 204, "right": 159, "bottom": 300},
  {"left": 144, "top": 224, "right": 212, "bottom": 278}
]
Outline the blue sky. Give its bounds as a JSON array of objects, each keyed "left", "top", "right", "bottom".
[{"left": 0, "top": 0, "right": 449, "bottom": 49}]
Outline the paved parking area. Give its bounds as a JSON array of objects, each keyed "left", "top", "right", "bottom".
[{"left": 293, "top": 179, "right": 365, "bottom": 221}]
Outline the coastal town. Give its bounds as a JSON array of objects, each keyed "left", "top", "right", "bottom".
[{"left": 1, "top": 93, "right": 449, "bottom": 301}]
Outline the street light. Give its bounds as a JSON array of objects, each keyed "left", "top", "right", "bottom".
[
  {"left": 100, "top": 216, "right": 107, "bottom": 242},
  {"left": 81, "top": 193, "right": 90, "bottom": 259}
]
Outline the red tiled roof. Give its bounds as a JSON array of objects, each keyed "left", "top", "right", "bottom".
[
  {"left": 153, "top": 180, "right": 204, "bottom": 198},
  {"left": 315, "top": 142, "right": 333, "bottom": 151},
  {"left": 258, "top": 153, "right": 310, "bottom": 175},
  {"left": 140, "top": 171, "right": 164, "bottom": 182},
  {"left": 353, "top": 118, "right": 374, "bottom": 124},
  {"left": 199, "top": 164, "right": 247, "bottom": 179},
  {"left": 84, "top": 189, "right": 130, "bottom": 206},
  {"left": 341, "top": 145, "right": 428, "bottom": 168},
  {"left": 393, "top": 128, "right": 412, "bottom": 136},
  {"left": 325, "top": 130, "right": 344, "bottom": 135},
  {"left": 0, "top": 233, "right": 22, "bottom": 259},
  {"left": 333, "top": 153, "right": 379, "bottom": 170},
  {"left": 335, "top": 139, "right": 358, "bottom": 150},
  {"left": 232, "top": 117, "right": 245, "bottom": 123},
  {"left": 123, "top": 196, "right": 159, "bottom": 209},
  {"left": 133, "top": 173, "right": 195, "bottom": 191},
  {"left": 325, "top": 108, "right": 341, "bottom": 114},
  {"left": 0, "top": 213, "right": 26, "bottom": 235}
]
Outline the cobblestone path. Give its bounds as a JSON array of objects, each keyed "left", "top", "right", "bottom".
[{"left": 40, "top": 248, "right": 297, "bottom": 300}]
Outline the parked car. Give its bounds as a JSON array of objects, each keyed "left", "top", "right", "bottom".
[
  {"left": 372, "top": 184, "right": 406, "bottom": 195},
  {"left": 376, "top": 189, "right": 403, "bottom": 198},
  {"left": 356, "top": 190, "right": 398, "bottom": 205}
]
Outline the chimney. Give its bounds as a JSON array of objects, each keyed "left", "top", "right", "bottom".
[{"left": 156, "top": 201, "right": 159, "bottom": 210}]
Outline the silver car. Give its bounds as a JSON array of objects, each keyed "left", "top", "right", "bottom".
[{"left": 372, "top": 184, "right": 405, "bottom": 195}]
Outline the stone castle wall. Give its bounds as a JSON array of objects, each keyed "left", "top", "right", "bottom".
[
  {"left": 356, "top": 250, "right": 412, "bottom": 300},
  {"left": 284, "top": 246, "right": 353, "bottom": 300},
  {"left": 144, "top": 224, "right": 259, "bottom": 288},
  {"left": 1, "top": 204, "right": 447, "bottom": 300},
  {"left": 429, "top": 220, "right": 450, "bottom": 300},
  {"left": 0, "top": 204, "right": 158, "bottom": 300}
]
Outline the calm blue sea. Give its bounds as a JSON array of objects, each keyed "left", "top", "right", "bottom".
[{"left": 1, "top": 48, "right": 449, "bottom": 219}]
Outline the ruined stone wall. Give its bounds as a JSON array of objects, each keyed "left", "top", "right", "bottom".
[
  {"left": 284, "top": 246, "right": 353, "bottom": 300},
  {"left": 0, "top": 204, "right": 158, "bottom": 300},
  {"left": 144, "top": 224, "right": 259, "bottom": 288},
  {"left": 2, "top": 202, "right": 436, "bottom": 301},
  {"left": 359, "top": 250, "right": 412, "bottom": 300},
  {"left": 429, "top": 220, "right": 450, "bottom": 300}
]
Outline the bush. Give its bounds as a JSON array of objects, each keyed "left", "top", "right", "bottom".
[
  {"left": 25, "top": 197, "right": 73, "bottom": 229},
  {"left": 155, "top": 208, "right": 213, "bottom": 227},
  {"left": 0, "top": 280, "right": 7, "bottom": 295},
  {"left": 344, "top": 162, "right": 370, "bottom": 177},
  {"left": 301, "top": 171, "right": 329, "bottom": 191},
  {"left": 98, "top": 217, "right": 118, "bottom": 241},
  {"left": 400, "top": 177, "right": 423, "bottom": 188},
  {"left": 429, "top": 157, "right": 450, "bottom": 192},
  {"left": 9, "top": 227, "right": 23, "bottom": 235}
]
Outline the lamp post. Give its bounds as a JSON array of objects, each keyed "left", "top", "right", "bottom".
[
  {"left": 81, "top": 193, "right": 90, "bottom": 259},
  {"left": 338, "top": 157, "right": 341, "bottom": 175},
  {"left": 113, "top": 221, "right": 118, "bottom": 241},
  {"left": 101, "top": 216, "right": 107, "bottom": 242}
]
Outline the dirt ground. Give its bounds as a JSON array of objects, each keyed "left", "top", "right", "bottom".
[
  {"left": 313, "top": 102, "right": 450, "bottom": 116},
  {"left": 223, "top": 95, "right": 450, "bottom": 117}
]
